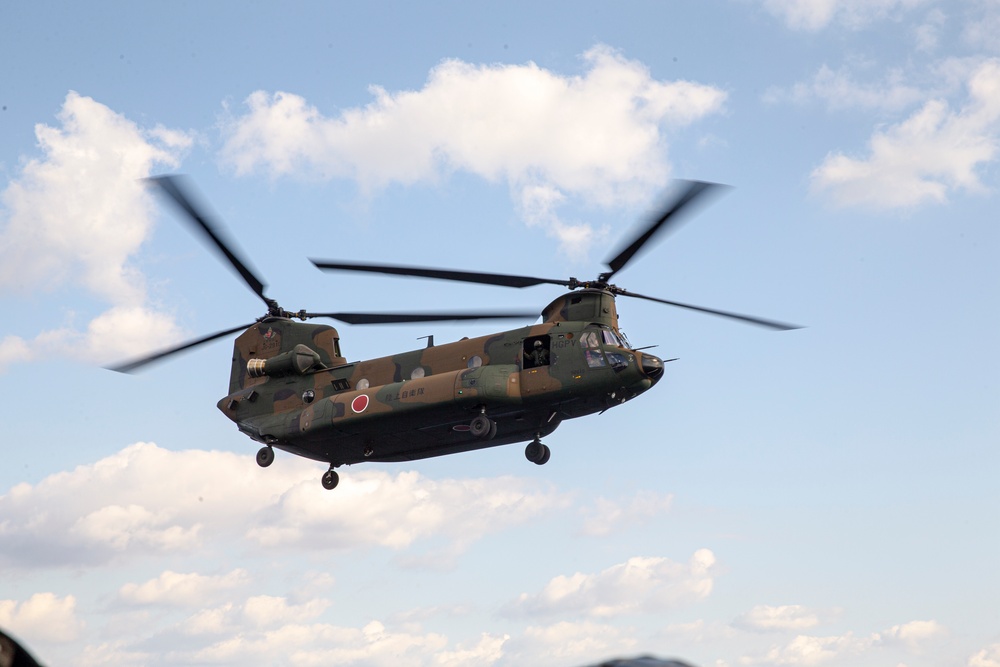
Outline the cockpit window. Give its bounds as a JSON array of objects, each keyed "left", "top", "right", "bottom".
[
  {"left": 602, "top": 329, "right": 624, "bottom": 347},
  {"left": 585, "top": 348, "right": 607, "bottom": 368},
  {"left": 582, "top": 331, "right": 601, "bottom": 348},
  {"left": 607, "top": 352, "right": 629, "bottom": 370}
]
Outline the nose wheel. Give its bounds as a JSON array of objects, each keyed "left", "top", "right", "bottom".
[
  {"left": 256, "top": 446, "right": 275, "bottom": 468},
  {"left": 322, "top": 468, "right": 339, "bottom": 490},
  {"left": 524, "top": 438, "right": 551, "bottom": 465}
]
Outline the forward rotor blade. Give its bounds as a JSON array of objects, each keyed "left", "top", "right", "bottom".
[
  {"left": 149, "top": 175, "right": 270, "bottom": 305},
  {"left": 617, "top": 289, "right": 803, "bottom": 331},
  {"left": 305, "top": 311, "right": 539, "bottom": 325},
  {"left": 311, "top": 260, "right": 573, "bottom": 289},
  {"left": 108, "top": 323, "right": 255, "bottom": 373},
  {"left": 604, "top": 180, "right": 729, "bottom": 280}
]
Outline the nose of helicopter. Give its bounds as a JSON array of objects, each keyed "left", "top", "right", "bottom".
[{"left": 639, "top": 352, "right": 665, "bottom": 383}]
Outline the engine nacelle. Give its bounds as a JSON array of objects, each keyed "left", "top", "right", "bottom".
[{"left": 247, "top": 344, "right": 322, "bottom": 378}]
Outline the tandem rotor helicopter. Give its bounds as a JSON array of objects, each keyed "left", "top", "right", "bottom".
[{"left": 113, "top": 176, "right": 800, "bottom": 490}]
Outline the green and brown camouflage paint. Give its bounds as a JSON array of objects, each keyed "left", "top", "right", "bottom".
[{"left": 217, "top": 289, "right": 664, "bottom": 468}]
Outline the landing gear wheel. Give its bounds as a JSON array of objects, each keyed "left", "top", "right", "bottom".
[
  {"left": 470, "top": 414, "right": 495, "bottom": 440},
  {"left": 256, "top": 446, "right": 274, "bottom": 468},
  {"left": 525, "top": 440, "right": 549, "bottom": 465},
  {"left": 321, "top": 469, "right": 339, "bottom": 490},
  {"left": 538, "top": 444, "right": 551, "bottom": 465}
]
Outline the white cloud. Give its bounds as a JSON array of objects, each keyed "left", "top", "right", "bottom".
[
  {"left": 244, "top": 468, "right": 570, "bottom": 556},
  {"left": 0, "top": 92, "right": 189, "bottom": 303},
  {"left": 733, "top": 605, "right": 824, "bottom": 632},
  {"left": 504, "top": 549, "right": 715, "bottom": 618},
  {"left": 742, "top": 632, "right": 873, "bottom": 665},
  {"left": 172, "top": 595, "right": 330, "bottom": 638},
  {"left": 914, "top": 8, "right": 947, "bottom": 52},
  {"left": 876, "top": 619, "right": 946, "bottom": 651},
  {"left": 0, "top": 306, "right": 185, "bottom": 369},
  {"left": 963, "top": 2, "right": 1000, "bottom": 52},
  {"left": 496, "top": 620, "right": 637, "bottom": 667},
  {"left": 760, "top": 0, "right": 930, "bottom": 31},
  {"left": 434, "top": 633, "right": 508, "bottom": 667},
  {"left": 763, "top": 64, "right": 925, "bottom": 112},
  {"left": 741, "top": 619, "right": 947, "bottom": 666},
  {"left": 0, "top": 593, "right": 84, "bottom": 645},
  {"left": 0, "top": 442, "right": 569, "bottom": 569},
  {"left": 220, "top": 45, "right": 726, "bottom": 255},
  {"left": 0, "top": 335, "right": 32, "bottom": 372},
  {"left": 970, "top": 643, "right": 1000, "bottom": 667},
  {"left": 579, "top": 490, "right": 673, "bottom": 536},
  {"left": 810, "top": 58, "right": 1000, "bottom": 209},
  {"left": 180, "top": 619, "right": 450, "bottom": 666},
  {"left": 242, "top": 595, "right": 330, "bottom": 628},
  {"left": 0, "top": 92, "right": 192, "bottom": 370},
  {"left": 117, "top": 569, "right": 250, "bottom": 607}
]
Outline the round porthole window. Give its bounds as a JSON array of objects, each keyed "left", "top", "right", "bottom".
[
  {"left": 411, "top": 367, "right": 426, "bottom": 379},
  {"left": 302, "top": 390, "right": 315, "bottom": 403},
  {"left": 467, "top": 355, "right": 483, "bottom": 368},
  {"left": 356, "top": 378, "right": 369, "bottom": 390}
]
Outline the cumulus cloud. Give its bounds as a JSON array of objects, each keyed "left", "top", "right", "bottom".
[
  {"left": 744, "top": 632, "right": 872, "bottom": 665},
  {"left": 810, "top": 58, "right": 1000, "bottom": 209},
  {"left": 970, "top": 643, "right": 1000, "bottom": 667},
  {"left": 760, "top": 0, "right": 930, "bottom": 31},
  {"left": 0, "top": 92, "right": 189, "bottom": 303},
  {"left": 0, "top": 442, "right": 569, "bottom": 569},
  {"left": 183, "top": 619, "right": 449, "bottom": 666},
  {"left": 733, "top": 604, "right": 824, "bottom": 632},
  {"left": 496, "top": 620, "right": 637, "bottom": 667},
  {"left": 578, "top": 490, "right": 673, "bottom": 536},
  {"left": 220, "top": 45, "right": 726, "bottom": 255},
  {"left": 244, "top": 469, "right": 569, "bottom": 556},
  {"left": 0, "top": 593, "right": 84, "bottom": 645},
  {"left": 876, "top": 619, "right": 946, "bottom": 651},
  {"left": 117, "top": 569, "right": 250, "bottom": 607},
  {"left": 504, "top": 549, "right": 716, "bottom": 618},
  {"left": 0, "top": 92, "right": 192, "bottom": 369},
  {"left": 434, "top": 633, "right": 508, "bottom": 667},
  {"left": 963, "top": 3, "right": 1000, "bottom": 52},
  {"left": 742, "top": 619, "right": 948, "bottom": 665},
  {"left": 763, "top": 64, "right": 925, "bottom": 112}
]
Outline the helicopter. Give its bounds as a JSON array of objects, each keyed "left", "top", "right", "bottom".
[{"left": 113, "top": 176, "right": 799, "bottom": 490}]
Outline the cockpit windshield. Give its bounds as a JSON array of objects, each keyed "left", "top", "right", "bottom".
[
  {"left": 601, "top": 329, "right": 625, "bottom": 347},
  {"left": 583, "top": 326, "right": 626, "bottom": 349}
]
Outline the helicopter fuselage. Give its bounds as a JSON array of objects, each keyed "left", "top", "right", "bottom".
[{"left": 217, "top": 289, "right": 665, "bottom": 468}]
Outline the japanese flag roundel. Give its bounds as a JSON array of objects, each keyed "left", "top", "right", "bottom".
[{"left": 351, "top": 394, "right": 369, "bottom": 413}]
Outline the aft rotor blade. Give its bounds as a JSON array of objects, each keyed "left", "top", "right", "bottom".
[
  {"left": 305, "top": 311, "right": 539, "bottom": 325},
  {"left": 604, "top": 180, "right": 728, "bottom": 280},
  {"left": 149, "top": 175, "right": 270, "bottom": 305},
  {"left": 618, "top": 289, "right": 803, "bottom": 331},
  {"left": 311, "top": 260, "right": 573, "bottom": 289},
  {"left": 108, "top": 323, "right": 255, "bottom": 373}
]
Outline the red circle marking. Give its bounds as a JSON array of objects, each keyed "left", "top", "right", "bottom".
[{"left": 351, "top": 395, "right": 369, "bottom": 414}]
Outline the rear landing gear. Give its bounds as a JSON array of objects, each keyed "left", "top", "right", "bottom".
[
  {"left": 322, "top": 468, "right": 339, "bottom": 490},
  {"left": 525, "top": 438, "right": 551, "bottom": 465},
  {"left": 256, "top": 446, "right": 274, "bottom": 468}
]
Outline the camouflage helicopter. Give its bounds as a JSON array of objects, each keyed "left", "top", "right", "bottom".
[{"left": 114, "top": 176, "right": 799, "bottom": 490}]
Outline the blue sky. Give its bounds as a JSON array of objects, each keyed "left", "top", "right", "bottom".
[{"left": 1, "top": 1, "right": 998, "bottom": 666}]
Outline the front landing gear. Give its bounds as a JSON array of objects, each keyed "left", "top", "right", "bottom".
[
  {"left": 525, "top": 437, "right": 551, "bottom": 465},
  {"left": 322, "top": 468, "right": 340, "bottom": 490},
  {"left": 256, "top": 446, "right": 274, "bottom": 468}
]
